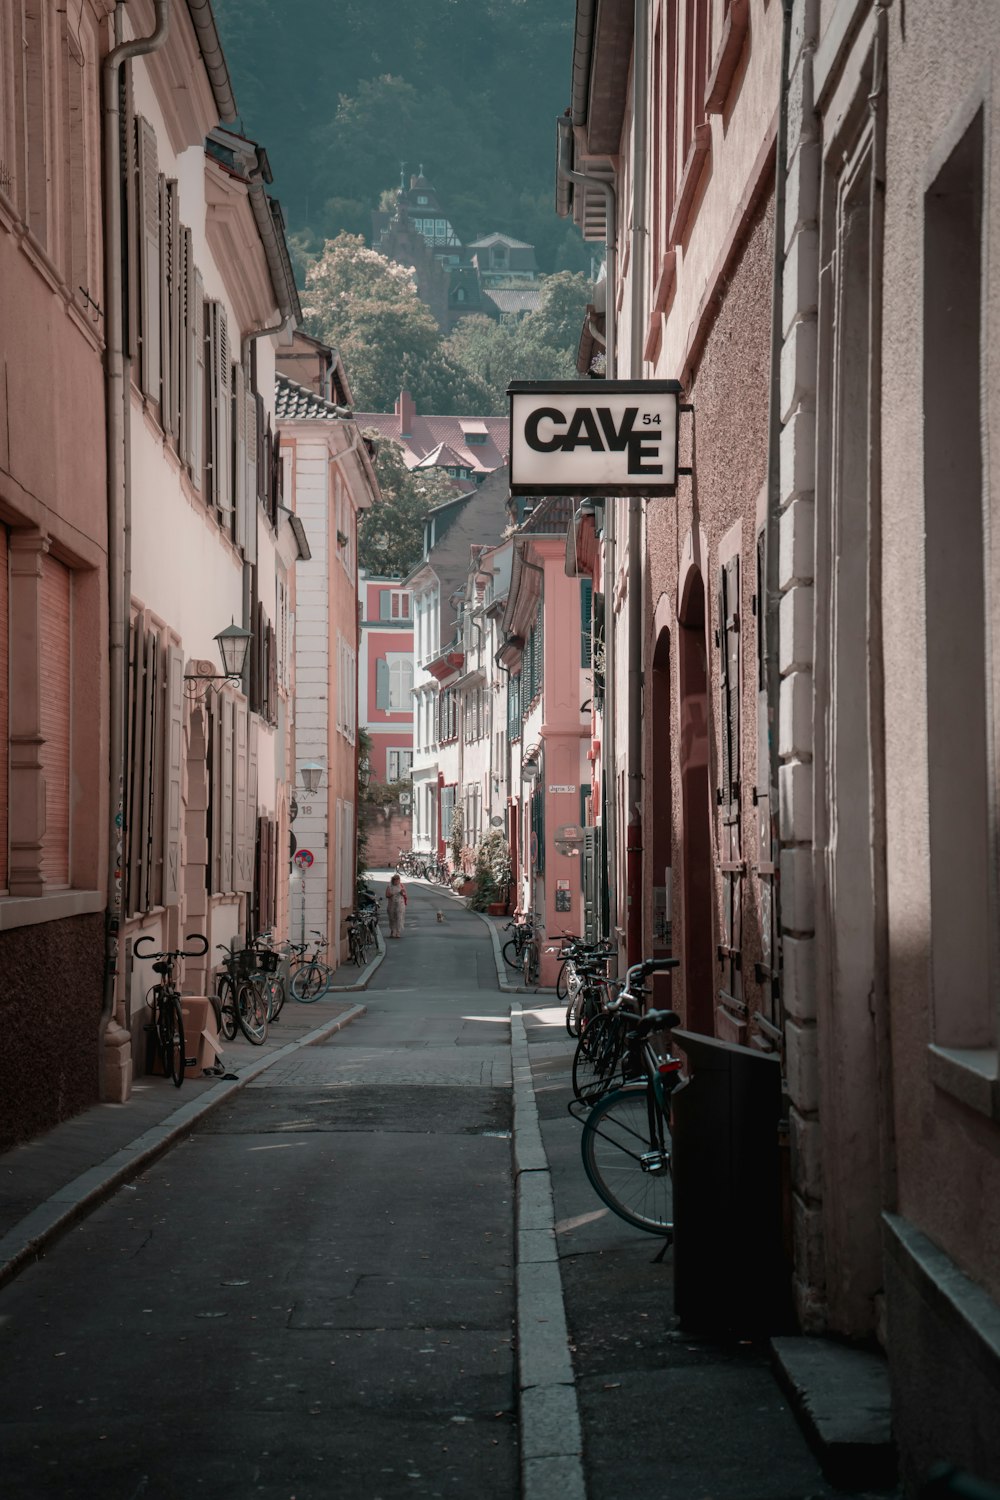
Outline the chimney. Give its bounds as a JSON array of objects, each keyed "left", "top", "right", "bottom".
[{"left": 396, "top": 389, "right": 416, "bottom": 437}]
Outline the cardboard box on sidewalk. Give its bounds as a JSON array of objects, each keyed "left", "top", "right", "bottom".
[{"left": 144, "top": 997, "right": 221, "bottom": 1076}]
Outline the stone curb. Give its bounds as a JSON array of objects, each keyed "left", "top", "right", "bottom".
[
  {"left": 325, "top": 927, "right": 386, "bottom": 992},
  {"left": 0, "top": 1002, "right": 367, "bottom": 1292},
  {"left": 475, "top": 909, "right": 553, "bottom": 996},
  {"left": 510, "top": 1000, "right": 587, "bottom": 1500}
]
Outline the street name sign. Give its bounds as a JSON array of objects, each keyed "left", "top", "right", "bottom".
[{"left": 508, "top": 379, "right": 682, "bottom": 497}]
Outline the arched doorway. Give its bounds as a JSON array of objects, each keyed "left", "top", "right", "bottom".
[
  {"left": 678, "top": 567, "right": 714, "bottom": 1034},
  {"left": 650, "top": 625, "right": 673, "bottom": 1010}
]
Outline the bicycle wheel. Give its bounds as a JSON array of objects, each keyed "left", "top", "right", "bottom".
[
  {"left": 556, "top": 961, "right": 569, "bottom": 1002},
  {"left": 522, "top": 943, "right": 538, "bottom": 986},
  {"left": 269, "top": 974, "right": 286, "bottom": 1021},
  {"left": 262, "top": 976, "right": 284, "bottom": 1022},
  {"left": 291, "top": 962, "right": 324, "bottom": 1001},
  {"left": 572, "top": 1012, "right": 626, "bottom": 1105},
  {"left": 502, "top": 938, "right": 521, "bottom": 968},
  {"left": 157, "top": 993, "right": 186, "bottom": 1088},
  {"left": 215, "top": 976, "right": 238, "bottom": 1041},
  {"left": 581, "top": 1083, "right": 673, "bottom": 1235},
  {"left": 237, "top": 979, "right": 268, "bottom": 1044},
  {"left": 565, "top": 980, "right": 587, "bottom": 1038}
]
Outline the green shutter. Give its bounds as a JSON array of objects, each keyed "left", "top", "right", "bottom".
[{"left": 581, "top": 579, "right": 593, "bottom": 667}]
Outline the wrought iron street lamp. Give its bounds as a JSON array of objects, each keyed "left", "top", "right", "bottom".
[
  {"left": 183, "top": 621, "right": 253, "bottom": 699},
  {"left": 299, "top": 761, "right": 324, "bottom": 795}
]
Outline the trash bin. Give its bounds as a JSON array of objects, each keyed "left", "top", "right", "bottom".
[{"left": 670, "top": 1029, "right": 787, "bottom": 1335}]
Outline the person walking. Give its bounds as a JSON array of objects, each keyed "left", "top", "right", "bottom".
[{"left": 385, "top": 873, "right": 408, "bottom": 939}]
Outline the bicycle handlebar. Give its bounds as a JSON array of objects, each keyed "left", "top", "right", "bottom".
[{"left": 135, "top": 933, "right": 208, "bottom": 960}]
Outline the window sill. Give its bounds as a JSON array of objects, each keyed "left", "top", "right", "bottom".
[
  {"left": 0, "top": 889, "right": 104, "bottom": 930},
  {"left": 704, "top": 0, "right": 750, "bottom": 114},
  {"left": 928, "top": 1044, "right": 999, "bottom": 1120}
]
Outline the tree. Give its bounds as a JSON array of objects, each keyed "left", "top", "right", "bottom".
[
  {"left": 302, "top": 235, "right": 439, "bottom": 410},
  {"left": 358, "top": 436, "right": 456, "bottom": 578}
]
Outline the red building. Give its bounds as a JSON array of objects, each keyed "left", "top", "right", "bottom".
[{"left": 358, "top": 575, "right": 415, "bottom": 787}]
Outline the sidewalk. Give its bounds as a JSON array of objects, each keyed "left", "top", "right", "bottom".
[
  {"left": 0, "top": 940, "right": 383, "bottom": 1291},
  {"left": 512, "top": 994, "right": 900, "bottom": 1500}
]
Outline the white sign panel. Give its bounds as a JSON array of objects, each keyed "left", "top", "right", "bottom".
[{"left": 509, "top": 380, "right": 682, "bottom": 497}]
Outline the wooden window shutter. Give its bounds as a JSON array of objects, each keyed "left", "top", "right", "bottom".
[
  {"left": 380, "top": 591, "right": 391, "bottom": 619},
  {"left": 233, "top": 361, "right": 247, "bottom": 552},
  {"left": 135, "top": 117, "right": 160, "bottom": 400},
  {"left": 39, "top": 555, "right": 72, "bottom": 888},
  {"left": 376, "top": 657, "right": 389, "bottom": 709},
  {"left": 188, "top": 266, "right": 205, "bottom": 489},
  {"left": 221, "top": 695, "right": 234, "bottom": 892},
  {"left": 244, "top": 387, "right": 258, "bottom": 563},
  {"left": 138, "top": 629, "right": 158, "bottom": 911},
  {"left": 159, "top": 177, "right": 180, "bottom": 438},
  {"left": 125, "top": 618, "right": 143, "bottom": 913},
  {"left": 719, "top": 557, "right": 740, "bottom": 822},
  {"left": 0, "top": 526, "right": 7, "bottom": 890},
  {"left": 208, "top": 302, "right": 231, "bottom": 514},
  {"left": 267, "top": 621, "right": 278, "bottom": 724},
  {"left": 178, "top": 228, "right": 190, "bottom": 464},
  {"left": 162, "top": 643, "right": 184, "bottom": 906},
  {"left": 233, "top": 700, "right": 252, "bottom": 892},
  {"left": 248, "top": 715, "right": 259, "bottom": 911}
]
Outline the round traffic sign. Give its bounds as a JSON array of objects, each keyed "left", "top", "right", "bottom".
[{"left": 294, "top": 849, "right": 315, "bottom": 869}]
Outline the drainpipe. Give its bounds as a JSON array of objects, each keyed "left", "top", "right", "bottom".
[
  {"left": 99, "top": 0, "right": 171, "bottom": 1090},
  {"left": 763, "top": 0, "right": 794, "bottom": 1006},
  {"left": 626, "top": 0, "right": 650, "bottom": 967},
  {"left": 556, "top": 113, "right": 619, "bottom": 948}
]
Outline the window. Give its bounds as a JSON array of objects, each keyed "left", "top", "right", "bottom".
[
  {"left": 507, "top": 673, "right": 522, "bottom": 741},
  {"left": 337, "top": 635, "right": 357, "bottom": 742},
  {"left": 379, "top": 589, "right": 410, "bottom": 619},
  {"left": 39, "top": 554, "right": 72, "bottom": 889},
  {"left": 249, "top": 600, "right": 278, "bottom": 726},
  {"left": 924, "top": 107, "right": 993, "bottom": 1055},
  {"left": 387, "top": 749, "right": 414, "bottom": 782},
  {"left": 467, "top": 432, "right": 487, "bottom": 446},
  {"left": 125, "top": 615, "right": 187, "bottom": 913}
]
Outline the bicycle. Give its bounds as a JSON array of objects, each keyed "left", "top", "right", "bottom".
[
  {"left": 502, "top": 911, "right": 534, "bottom": 970},
  {"left": 135, "top": 933, "right": 208, "bottom": 1087},
  {"left": 522, "top": 926, "right": 541, "bottom": 986},
  {"left": 346, "top": 912, "right": 368, "bottom": 967},
  {"left": 291, "top": 932, "right": 333, "bottom": 1001},
  {"left": 215, "top": 941, "right": 269, "bottom": 1044},
  {"left": 572, "top": 957, "right": 682, "bottom": 1236}
]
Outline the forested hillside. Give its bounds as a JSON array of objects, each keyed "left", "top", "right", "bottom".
[{"left": 212, "top": 0, "right": 586, "bottom": 276}]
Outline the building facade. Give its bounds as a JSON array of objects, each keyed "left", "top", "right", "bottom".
[
  {"left": 558, "top": 0, "right": 1000, "bottom": 1488},
  {"left": 275, "top": 362, "right": 380, "bottom": 965}
]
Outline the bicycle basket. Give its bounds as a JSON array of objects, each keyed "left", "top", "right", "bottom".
[
  {"left": 228, "top": 948, "right": 259, "bottom": 979},
  {"left": 254, "top": 949, "right": 279, "bottom": 974}
]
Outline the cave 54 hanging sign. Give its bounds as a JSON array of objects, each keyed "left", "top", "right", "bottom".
[{"left": 508, "top": 380, "right": 682, "bottom": 497}]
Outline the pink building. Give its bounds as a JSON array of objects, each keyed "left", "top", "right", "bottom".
[
  {"left": 0, "top": 0, "right": 109, "bottom": 1147},
  {"left": 358, "top": 576, "right": 415, "bottom": 786},
  {"left": 500, "top": 499, "right": 591, "bottom": 989}
]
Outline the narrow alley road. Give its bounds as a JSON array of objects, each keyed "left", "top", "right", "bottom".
[{"left": 0, "top": 883, "right": 516, "bottom": 1500}]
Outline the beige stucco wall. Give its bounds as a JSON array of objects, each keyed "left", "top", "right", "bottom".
[{"left": 880, "top": 0, "right": 1000, "bottom": 1299}]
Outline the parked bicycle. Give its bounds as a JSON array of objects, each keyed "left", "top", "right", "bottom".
[
  {"left": 135, "top": 933, "right": 209, "bottom": 1087},
  {"left": 502, "top": 911, "right": 535, "bottom": 970},
  {"left": 547, "top": 935, "right": 617, "bottom": 1034},
  {"left": 571, "top": 957, "right": 682, "bottom": 1236},
  {"left": 214, "top": 941, "right": 269, "bottom": 1044},
  {"left": 290, "top": 931, "right": 334, "bottom": 1001}
]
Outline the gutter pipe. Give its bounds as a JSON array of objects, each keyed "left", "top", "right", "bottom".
[
  {"left": 184, "top": 0, "right": 238, "bottom": 123},
  {"left": 763, "top": 0, "right": 794, "bottom": 1005},
  {"left": 556, "top": 112, "right": 619, "bottom": 948},
  {"left": 99, "top": 0, "right": 171, "bottom": 1086},
  {"left": 626, "top": 0, "right": 649, "bottom": 967}
]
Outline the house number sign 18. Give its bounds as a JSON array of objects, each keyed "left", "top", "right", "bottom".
[{"left": 508, "top": 380, "right": 682, "bottom": 497}]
